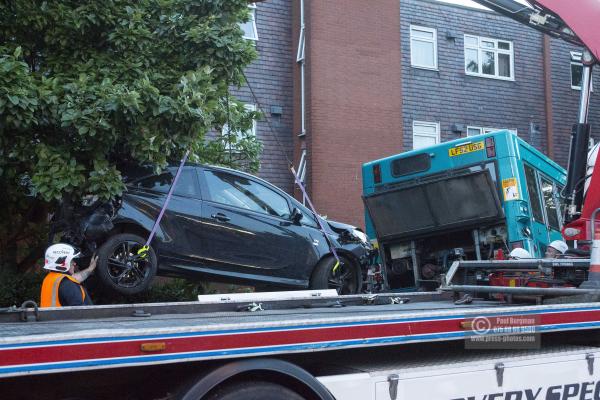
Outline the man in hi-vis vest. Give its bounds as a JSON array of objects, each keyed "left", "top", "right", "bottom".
[{"left": 40, "top": 243, "right": 97, "bottom": 307}]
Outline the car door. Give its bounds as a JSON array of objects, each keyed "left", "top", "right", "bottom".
[
  {"left": 198, "top": 168, "right": 306, "bottom": 278},
  {"left": 126, "top": 166, "right": 204, "bottom": 263},
  {"left": 287, "top": 201, "right": 327, "bottom": 270}
]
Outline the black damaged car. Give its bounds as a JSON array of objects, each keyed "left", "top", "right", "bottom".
[{"left": 69, "top": 164, "right": 373, "bottom": 295}]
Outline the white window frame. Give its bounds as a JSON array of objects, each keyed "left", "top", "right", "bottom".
[
  {"left": 241, "top": 3, "right": 258, "bottom": 41},
  {"left": 571, "top": 61, "right": 584, "bottom": 89},
  {"left": 570, "top": 51, "right": 593, "bottom": 91},
  {"left": 464, "top": 34, "right": 514, "bottom": 81},
  {"left": 467, "top": 126, "right": 518, "bottom": 137},
  {"left": 223, "top": 104, "right": 257, "bottom": 150},
  {"left": 410, "top": 25, "right": 438, "bottom": 70},
  {"left": 412, "top": 121, "right": 440, "bottom": 150}
]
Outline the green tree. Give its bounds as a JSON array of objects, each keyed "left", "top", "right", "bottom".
[{"left": 0, "top": 0, "right": 261, "bottom": 271}]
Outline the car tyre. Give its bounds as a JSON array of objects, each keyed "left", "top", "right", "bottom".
[
  {"left": 310, "top": 256, "right": 360, "bottom": 295},
  {"left": 96, "top": 233, "right": 157, "bottom": 295}
]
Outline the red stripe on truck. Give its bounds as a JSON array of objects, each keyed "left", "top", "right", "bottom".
[{"left": 1, "top": 309, "right": 600, "bottom": 369}]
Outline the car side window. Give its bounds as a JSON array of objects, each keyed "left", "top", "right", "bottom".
[
  {"left": 523, "top": 164, "right": 545, "bottom": 223},
  {"left": 291, "top": 201, "right": 319, "bottom": 228},
  {"left": 204, "top": 170, "right": 291, "bottom": 218},
  {"left": 300, "top": 208, "right": 319, "bottom": 228},
  {"left": 133, "top": 168, "right": 199, "bottom": 197}
]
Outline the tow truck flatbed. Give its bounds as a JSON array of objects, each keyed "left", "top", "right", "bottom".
[{"left": 2, "top": 292, "right": 600, "bottom": 380}]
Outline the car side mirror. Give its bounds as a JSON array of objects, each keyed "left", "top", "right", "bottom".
[{"left": 291, "top": 208, "right": 303, "bottom": 225}]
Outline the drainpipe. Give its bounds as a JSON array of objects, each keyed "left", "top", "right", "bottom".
[
  {"left": 543, "top": 35, "right": 554, "bottom": 159},
  {"left": 298, "top": 0, "right": 306, "bottom": 137},
  {"left": 296, "top": 0, "right": 307, "bottom": 205}
]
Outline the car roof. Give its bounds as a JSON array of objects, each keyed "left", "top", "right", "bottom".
[{"left": 121, "top": 162, "right": 288, "bottom": 195}]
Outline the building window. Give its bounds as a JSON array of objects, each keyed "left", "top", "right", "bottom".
[
  {"left": 464, "top": 35, "right": 514, "bottom": 80},
  {"left": 410, "top": 25, "right": 438, "bottom": 70},
  {"left": 413, "top": 121, "right": 440, "bottom": 150},
  {"left": 240, "top": 3, "right": 258, "bottom": 41},
  {"left": 223, "top": 104, "right": 257, "bottom": 149},
  {"left": 467, "top": 126, "right": 518, "bottom": 136},
  {"left": 571, "top": 62, "right": 584, "bottom": 89},
  {"left": 570, "top": 51, "right": 593, "bottom": 90}
]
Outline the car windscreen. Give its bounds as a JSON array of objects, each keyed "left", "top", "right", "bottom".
[{"left": 364, "top": 170, "right": 503, "bottom": 241}]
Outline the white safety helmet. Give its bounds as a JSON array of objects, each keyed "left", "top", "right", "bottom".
[
  {"left": 548, "top": 240, "right": 568, "bottom": 255},
  {"left": 44, "top": 243, "right": 81, "bottom": 273},
  {"left": 509, "top": 248, "right": 533, "bottom": 259}
]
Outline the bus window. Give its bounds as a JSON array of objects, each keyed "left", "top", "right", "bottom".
[
  {"left": 391, "top": 153, "right": 431, "bottom": 177},
  {"left": 468, "top": 162, "right": 497, "bottom": 183},
  {"left": 556, "top": 184, "right": 565, "bottom": 224},
  {"left": 541, "top": 178, "right": 561, "bottom": 231},
  {"left": 524, "top": 164, "right": 545, "bottom": 223}
]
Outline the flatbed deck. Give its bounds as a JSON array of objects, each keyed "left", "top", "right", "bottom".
[{"left": 2, "top": 292, "right": 600, "bottom": 378}]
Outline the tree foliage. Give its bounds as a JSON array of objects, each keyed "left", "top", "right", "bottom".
[{"left": 0, "top": 0, "right": 261, "bottom": 270}]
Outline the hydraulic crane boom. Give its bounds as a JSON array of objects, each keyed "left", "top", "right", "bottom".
[{"left": 470, "top": 0, "right": 600, "bottom": 241}]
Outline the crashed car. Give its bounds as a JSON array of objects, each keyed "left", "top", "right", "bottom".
[{"left": 66, "top": 164, "right": 373, "bottom": 295}]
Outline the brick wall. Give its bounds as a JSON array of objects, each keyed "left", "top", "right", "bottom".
[
  {"left": 304, "top": 0, "right": 404, "bottom": 228},
  {"left": 230, "top": 0, "right": 294, "bottom": 193}
]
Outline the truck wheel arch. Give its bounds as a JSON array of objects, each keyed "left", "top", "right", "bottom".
[{"left": 179, "top": 358, "right": 335, "bottom": 400}]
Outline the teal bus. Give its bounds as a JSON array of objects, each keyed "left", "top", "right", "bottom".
[{"left": 362, "top": 131, "right": 566, "bottom": 290}]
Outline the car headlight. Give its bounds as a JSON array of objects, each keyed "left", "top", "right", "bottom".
[{"left": 352, "top": 229, "right": 368, "bottom": 244}]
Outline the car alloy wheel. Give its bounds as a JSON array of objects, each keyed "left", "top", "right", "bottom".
[
  {"left": 327, "top": 263, "right": 358, "bottom": 294},
  {"left": 106, "top": 240, "right": 152, "bottom": 288}
]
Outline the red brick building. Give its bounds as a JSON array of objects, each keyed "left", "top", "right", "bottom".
[{"left": 292, "top": 0, "right": 404, "bottom": 228}]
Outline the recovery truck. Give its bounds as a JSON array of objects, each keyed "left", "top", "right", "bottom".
[
  {"left": 2, "top": 1, "right": 600, "bottom": 399},
  {"left": 1, "top": 290, "right": 600, "bottom": 400}
]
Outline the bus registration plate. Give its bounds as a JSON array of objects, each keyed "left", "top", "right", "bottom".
[{"left": 449, "top": 141, "right": 484, "bottom": 157}]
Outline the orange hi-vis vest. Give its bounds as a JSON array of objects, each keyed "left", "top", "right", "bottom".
[{"left": 40, "top": 272, "right": 86, "bottom": 308}]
